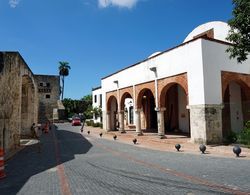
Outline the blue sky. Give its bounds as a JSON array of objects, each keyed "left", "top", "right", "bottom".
[{"left": 0, "top": 0, "right": 233, "bottom": 99}]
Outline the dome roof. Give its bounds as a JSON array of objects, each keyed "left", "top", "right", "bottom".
[
  {"left": 148, "top": 51, "right": 161, "bottom": 59},
  {"left": 183, "top": 21, "right": 230, "bottom": 43}
]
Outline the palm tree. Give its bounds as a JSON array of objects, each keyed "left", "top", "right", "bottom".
[{"left": 58, "top": 61, "right": 71, "bottom": 100}]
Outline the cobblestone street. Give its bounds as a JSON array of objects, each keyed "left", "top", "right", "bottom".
[{"left": 1, "top": 123, "right": 250, "bottom": 195}]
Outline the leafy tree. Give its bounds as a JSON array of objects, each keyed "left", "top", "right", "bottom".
[
  {"left": 58, "top": 61, "right": 71, "bottom": 99},
  {"left": 226, "top": 0, "right": 250, "bottom": 63},
  {"left": 62, "top": 95, "right": 93, "bottom": 119},
  {"left": 81, "top": 95, "right": 93, "bottom": 119}
]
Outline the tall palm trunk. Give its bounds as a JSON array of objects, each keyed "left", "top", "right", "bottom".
[{"left": 61, "top": 75, "right": 65, "bottom": 100}]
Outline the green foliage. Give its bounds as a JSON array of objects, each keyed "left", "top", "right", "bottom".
[
  {"left": 85, "top": 120, "right": 102, "bottom": 128},
  {"left": 92, "top": 106, "right": 102, "bottom": 117},
  {"left": 86, "top": 120, "right": 94, "bottom": 126},
  {"left": 62, "top": 94, "right": 92, "bottom": 119},
  {"left": 58, "top": 61, "right": 71, "bottom": 76},
  {"left": 93, "top": 122, "right": 99, "bottom": 127},
  {"left": 226, "top": 131, "right": 238, "bottom": 143},
  {"left": 226, "top": 0, "right": 250, "bottom": 63},
  {"left": 237, "top": 121, "right": 250, "bottom": 145}
]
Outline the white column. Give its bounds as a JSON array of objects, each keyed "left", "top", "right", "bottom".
[
  {"left": 135, "top": 109, "right": 142, "bottom": 135},
  {"left": 133, "top": 85, "right": 136, "bottom": 124},
  {"left": 106, "top": 111, "right": 111, "bottom": 131},
  {"left": 156, "top": 107, "right": 166, "bottom": 138},
  {"left": 119, "top": 110, "right": 125, "bottom": 133}
]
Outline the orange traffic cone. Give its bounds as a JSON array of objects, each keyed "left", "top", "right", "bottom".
[{"left": 0, "top": 148, "right": 6, "bottom": 179}]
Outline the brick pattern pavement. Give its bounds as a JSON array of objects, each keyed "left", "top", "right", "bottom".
[
  {"left": 1, "top": 123, "right": 249, "bottom": 195},
  {"left": 82, "top": 125, "right": 250, "bottom": 160}
]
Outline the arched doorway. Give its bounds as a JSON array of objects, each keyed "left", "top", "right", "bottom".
[
  {"left": 107, "top": 96, "right": 118, "bottom": 131},
  {"left": 120, "top": 92, "right": 134, "bottom": 127},
  {"left": 21, "top": 75, "right": 35, "bottom": 136},
  {"left": 160, "top": 83, "right": 189, "bottom": 135},
  {"left": 222, "top": 81, "right": 250, "bottom": 137},
  {"left": 137, "top": 89, "right": 157, "bottom": 132}
]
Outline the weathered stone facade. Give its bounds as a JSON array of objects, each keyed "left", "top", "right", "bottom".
[
  {"left": 35, "top": 75, "right": 60, "bottom": 123},
  {"left": 0, "top": 52, "right": 60, "bottom": 155}
]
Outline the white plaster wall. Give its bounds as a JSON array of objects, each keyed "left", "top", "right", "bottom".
[
  {"left": 92, "top": 88, "right": 102, "bottom": 123},
  {"left": 184, "top": 21, "right": 230, "bottom": 43},
  {"left": 102, "top": 39, "right": 205, "bottom": 106},
  {"left": 92, "top": 88, "right": 102, "bottom": 108},
  {"left": 201, "top": 39, "right": 250, "bottom": 105},
  {"left": 178, "top": 86, "right": 189, "bottom": 133},
  {"left": 229, "top": 82, "right": 243, "bottom": 132}
]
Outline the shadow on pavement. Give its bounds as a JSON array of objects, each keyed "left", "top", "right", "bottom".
[{"left": 0, "top": 125, "right": 92, "bottom": 194}]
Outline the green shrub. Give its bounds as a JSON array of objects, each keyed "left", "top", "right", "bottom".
[
  {"left": 99, "top": 123, "right": 103, "bottom": 129},
  {"left": 237, "top": 121, "right": 250, "bottom": 145},
  {"left": 226, "top": 131, "right": 238, "bottom": 143},
  {"left": 93, "top": 122, "right": 99, "bottom": 127},
  {"left": 86, "top": 120, "right": 94, "bottom": 126}
]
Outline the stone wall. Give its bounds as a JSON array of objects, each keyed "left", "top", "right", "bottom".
[
  {"left": 189, "top": 104, "right": 223, "bottom": 144},
  {"left": 0, "top": 52, "right": 60, "bottom": 155},
  {"left": 0, "top": 52, "right": 37, "bottom": 153},
  {"left": 34, "top": 75, "right": 60, "bottom": 123}
]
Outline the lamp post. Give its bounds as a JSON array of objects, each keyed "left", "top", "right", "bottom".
[
  {"left": 113, "top": 80, "right": 125, "bottom": 133},
  {"left": 150, "top": 66, "right": 165, "bottom": 138}
]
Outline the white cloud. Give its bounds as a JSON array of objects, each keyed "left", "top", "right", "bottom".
[
  {"left": 9, "top": 0, "right": 21, "bottom": 8},
  {"left": 98, "top": 0, "right": 139, "bottom": 9}
]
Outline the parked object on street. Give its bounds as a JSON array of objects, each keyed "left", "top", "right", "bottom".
[
  {"left": 199, "top": 144, "right": 206, "bottom": 154},
  {"left": 175, "top": 144, "right": 181, "bottom": 151},
  {"left": 233, "top": 145, "right": 242, "bottom": 157},
  {"left": 72, "top": 117, "right": 81, "bottom": 126}
]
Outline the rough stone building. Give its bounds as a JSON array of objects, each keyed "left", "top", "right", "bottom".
[
  {"left": 0, "top": 52, "right": 61, "bottom": 155},
  {"left": 93, "top": 21, "right": 250, "bottom": 144},
  {"left": 35, "top": 75, "right": 60, "bottom": 123}
]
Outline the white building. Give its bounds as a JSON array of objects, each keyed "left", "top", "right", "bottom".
[
  {"left": 93, "top": 21, "right": 250, "bottom": 144},
  {"left": 92, "top": 86, "right": 102, "bottom": 123}
]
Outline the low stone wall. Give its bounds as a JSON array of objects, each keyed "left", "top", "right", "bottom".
[{"left": 189, "top": 104, "right": 223, "bottom": 144}]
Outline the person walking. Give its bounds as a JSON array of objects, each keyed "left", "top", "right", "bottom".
[
  {"left": 80, "top": 120, "right": 85, "bottom": 132},
  {"left": 30, "top": 123, "right": 41, "bottom": 153}
]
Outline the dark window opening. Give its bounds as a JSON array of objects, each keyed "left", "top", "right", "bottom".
[
  {"left": 46, "top": 83, "right": 50, "bottom": 87},
  {"left": 46, "top": 94, "right": 50, "bottom": 99},
  {"left": 100, "top": 94, "right": 102, "bottom": 107},
  {"left": 94, "top": 95, "right": 97, "bottom": 103},
  {"left": 40, "top": 83, "right": 43, "bottom": 87}
]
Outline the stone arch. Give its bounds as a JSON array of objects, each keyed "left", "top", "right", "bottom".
[
  {"left": 120, "top": 92, "right": 133, "bottom": 109},
  {"left": 107, "top": 95, "right": 118, "bottom": 130},
  {"left": 160, "top": 83, "right": 190, "bottom": 134},
  {"left": 136, "top": 88, "right": 155, "bottom": 109},
  {"left": 221, "top": 71, "right": 250, "bottom": 100},
  {"left": 21, "top": 75, "right": 36, "bottom": 136},
  {"left": 137, "top": 88, "right": 157, "bottom": 131},
  {"left": 158, "top": 73, "right": 188, "bottom": 108},
  {"left": 222, "top": 80, "right": 250, "bottom": 138},
  {"left": 120, "top": 92, "right": 133, "bottom": 126},
  {"left": 159, "top": 82, "right": 188, "bottom": 108}
]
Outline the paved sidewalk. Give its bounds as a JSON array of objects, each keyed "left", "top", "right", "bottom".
[
  {"left": 82, "top": 125, "right": 250, "bottom": 160},
  {"left": 0, "top": 126, "right": 61, "bottom": 195}
]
